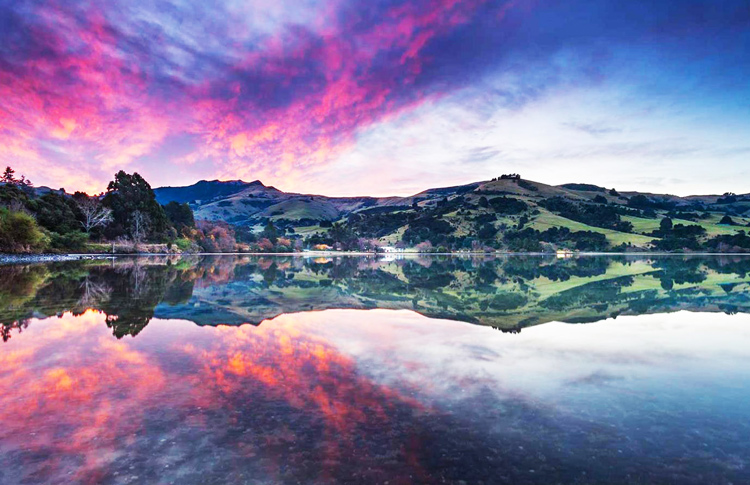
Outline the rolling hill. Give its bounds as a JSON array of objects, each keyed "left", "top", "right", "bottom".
[{"left": 154, "top": 177, "right": 750, "bottom": 251}]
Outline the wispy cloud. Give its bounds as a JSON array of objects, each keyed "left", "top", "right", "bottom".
[{"left": 0, "top": 0, "right": 748, "bottom": 193}]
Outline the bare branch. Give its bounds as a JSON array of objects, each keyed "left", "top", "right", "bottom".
[{"left": 77, "top": 197, "right": 113, "bottom": 234}]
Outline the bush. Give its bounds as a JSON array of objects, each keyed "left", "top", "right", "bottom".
[
  {"left": 489, "top": 292, "right": 528, "bottom": 311},
  {"left": 489, "top": 196, "right": 528, "bottom": 215},
  {"left": 49, "top": 231, "right": 89, "bottom": 252},
  {"left": 174, "top": 238, "right": 194, "bottom": 251},
  {"left": 0, "top": 208, "right": 46, "bottom": 252}
]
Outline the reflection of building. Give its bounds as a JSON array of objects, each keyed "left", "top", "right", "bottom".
[{"left": 556, "top": 249, "right": 575, "bottom": 258}]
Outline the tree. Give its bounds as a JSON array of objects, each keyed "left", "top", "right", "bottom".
[
  {"left": 262, "top": 220, "right": 278, "bottom": 243},
  {"left": 76, "top": 197, "right": 113, "bottom": 234},
  {"left": 0, "top": 166, "right": 32, "bottom": 192},
  {"left": 415, "top": 241, "right": 433, "bottom": 253},
  {"left": 163, "top": 201, "right": 195, "bottom": 233},
  {"left": 719, "top": 215, "right": 735, "bottom": 225},
  {"left": 130, "top": 210, "right": 150, "bottom": 248},
  {"left": 1, "top": 166, "right": 16, "bottom": 184},
  {"left": 31, "top": 193, "right": 81, "bottom": 234},
  {"left": 195, "top": 220, "right": 236, "bottom": 252},
  {"left": 660, "top": 217, "right": 673, "bottom": 232},
  {"left": 18, "top": 175, "right": 32, "bottom": 188},
  {"left": 0, "top": 208, "right": 45, "bottom": 252},
  {"left": 102, "top": 171, "right": 169, "bottom": 240}
]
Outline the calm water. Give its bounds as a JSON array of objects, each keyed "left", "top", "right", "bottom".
[{"left": 1, "top": 255, "right": 749, "bottom": 484}]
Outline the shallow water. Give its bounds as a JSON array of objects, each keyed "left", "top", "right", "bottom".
[{"left": 1, "top": 255, "right": 749, "bottom": 484}]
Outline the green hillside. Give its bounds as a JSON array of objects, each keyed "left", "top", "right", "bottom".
[{"left": 154, "top": 175, "right": 750, "bottom": 253}]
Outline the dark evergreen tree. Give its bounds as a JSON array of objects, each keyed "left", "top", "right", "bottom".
[
  {"left": 164, "top": 201, "right": 195, "bottom": 233},
  {"left": 102, "top": 171, "right": 170, "bottom": 241}
]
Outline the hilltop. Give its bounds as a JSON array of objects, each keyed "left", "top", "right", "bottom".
[{"left": 154, "top": 175, "right": 750, "bottom": 252}]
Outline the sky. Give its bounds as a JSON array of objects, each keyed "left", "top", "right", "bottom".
[{"left": 1, "top": 0, "right": 749, "bottom": 196}]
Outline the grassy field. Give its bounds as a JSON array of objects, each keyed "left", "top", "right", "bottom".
[
  {"left": 293, "top": 225, "right": 326, "bottom": 236},
  {"left": 622, "top": 214, "right": 748, "bottom": 237},
  {"left": 530, "top": 210, "right": 656, "bottom": 247}
]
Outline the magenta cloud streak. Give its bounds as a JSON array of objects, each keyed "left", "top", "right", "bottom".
[{"left": 0, "top": 0, "right": 511, "bottom": 193}]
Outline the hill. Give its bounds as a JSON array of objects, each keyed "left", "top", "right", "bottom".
[{"left": 154, "top": 176, "right": 750, "bottom": 252}]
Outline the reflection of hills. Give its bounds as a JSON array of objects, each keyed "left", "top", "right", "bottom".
[{"left": 2, "top": 255, "right": 750, "bottom": 340}]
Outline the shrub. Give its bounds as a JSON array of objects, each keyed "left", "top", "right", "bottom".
[
  {"left": 489, "top": 292, "right": 528, "bottom": 311},
  {"left": 0, "top": 208, "right": 46, "bottom": 252},
  {"left": 49, "top": 231, "right": 89, "bottom": 252},
  {"left": 489, "top": 196, "right": 528, "bottom": 215},
  {"left": 174, "top": 238, "right": 193, "bottom": 251}
]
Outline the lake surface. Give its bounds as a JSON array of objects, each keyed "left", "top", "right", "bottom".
[{"left": 1, "top": 255, "right": 749, "bottom": 484}]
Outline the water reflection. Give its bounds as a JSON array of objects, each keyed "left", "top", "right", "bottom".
[
  {"left": 1, "top": 308, "right": 749, "bottom": 483},
  {"left": 2, "top": 255, "right": 750, "bottom": 340},
  {"left": 2, "top": 255, "right": 750, "bottom": 482}
]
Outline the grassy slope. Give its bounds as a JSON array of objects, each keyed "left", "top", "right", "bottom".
[
  {"left": 529, "top": 210, "right": 656, "bottom": 247},
  {"left": 623, "top": 214, "right": 749, "bottom": 238},
  {"left": 260, "top": 199, "right": 340, "bottom": 221}
]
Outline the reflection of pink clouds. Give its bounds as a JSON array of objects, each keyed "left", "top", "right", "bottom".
[
  {"left": 0, "top": 309, "right": 427, "bottom": 483},
  {"left": 0, "top": 310, "right": 167, "bottom": 481}
]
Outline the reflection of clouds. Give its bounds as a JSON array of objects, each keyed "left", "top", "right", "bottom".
[
  {"left": 0, "top": 309, "right": 428, "bottom": 483},
  {"left": 293, "top": 309, "right": 750, "bottom": 407},
  {"left": 2, "top": 307, "right": 750, "bottom": 483},
  {"left": 0, "top": 310, "right": 168, "bottom": 482}
]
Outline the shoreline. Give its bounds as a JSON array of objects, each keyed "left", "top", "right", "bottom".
[{"left": 2, "top": 251, "right": 750, "bottom": 264}]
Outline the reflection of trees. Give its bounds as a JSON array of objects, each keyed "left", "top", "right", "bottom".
[
  {"left": 3, "top": 255, "right": 750, "bottom": 341},
  {"left": 0, "top": 259, "right": 196, "bottom": 340},
  {"left": 1, "top": 320, "right": 29, "bottom": 342},
  {"left": 704, "top": 256, "right": 750, "bottom": 278},
  {"left": 502, "top": 256, "right": 611, "bottom": 282},
  {"left": 78, "top": 277, "right": 112, "bottom": 308},
  {"left": 541, "top": 276, "right": 636, "bottom": 311},
  {"left": 653, "top": 257, "right": 707, "bottom": 287},
  {"left": 402, "top": 260, "right": 455, "bottom": 289},
  {"left": 99, "top": 261, "right": 194, "bottom": 338}
]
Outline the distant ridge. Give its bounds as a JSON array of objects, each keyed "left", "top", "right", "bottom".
[{"left": 154, "top": 179, "right": 266, "bottom": 205}]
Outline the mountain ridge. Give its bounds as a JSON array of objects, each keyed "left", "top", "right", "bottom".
[
  {"left": 152, "top": 176, "right": 750, "bottom": 252},
  {"left": 155, "top": 177, "right": 748, "bottom": 207}
]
